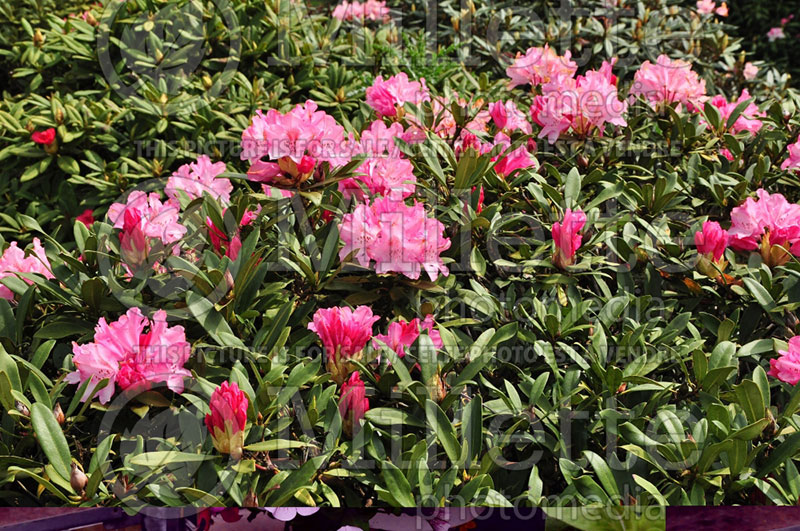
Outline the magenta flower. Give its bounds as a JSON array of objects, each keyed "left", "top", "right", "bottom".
[
  {"left": 506, "top": 45, "right": 578, "bottom": 89},
  {"left": 308, "top": 306, "right": 379, "bottom": 384},
  {"left": 552, "top": 208, "right": 587, "bottom": 268},
  {"left": 769, "top": 337, "right": 800, "bottom": 385},
  {"left": 76, "top": 209, "right": 95, "bottom": 227},
  {"left": 489, "top": 100, "right": 532, "bottom": 134},
  {"left": 695, "top": 221, "right": 729, "bottom": 261},
  {"left": 205, "top": 381, "right": 249, "bottom": 459},
  {"left": 373, "top": 315, "right": 443, "bottom": 358},
  {"left": 241, "top": 100, "right": 349, "bottom": 186},
  {"left": 339, "top": 372, "right": 369, "bottom": 437},
  {"left": 728, "top": 189, "right": 800, "bottom": 266},
  {"left": 166, "top": 155, "right": 232, "bottom": 204},
  {"left": 31, "top": 128, "right": 56, "bottom": 146},
  {"left": 365, "top": 72, "right": 430, "bottom": 118},
  {"left": 629, "top": 55, "right": 708, "bottom": 112},
  {"left": 339, "top": 197, "right": 451, "bottom": 281},
  {"left": 0, "top": 238, "right": 54, "bottom": 301},
  {"left": 66, "top": 308, "right": 192, "bottom": 404},
  {"left": 491, "top": 133, "right": 538, "bottom": 177}
]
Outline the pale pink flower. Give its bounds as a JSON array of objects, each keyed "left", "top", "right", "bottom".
[
  {"left": 743, "top": 62, "right": 759, "bottom": 80},
  {"left": 696, "top": 0, "right": 716, "bottom": 15},
  {"left": 767, "top": 27, "right": 786, "bottom": 41},
  {"left": 339, "top": 371, "right": 369, "bottom": 437},
  {"left": 769, "top": 337, "right": 800, "bottom": 385},
  {"left": 715, "top": 2, "right": 728, "bottom": 16},
  {"left": 531, "top": 63, "right": 628, "bottom": 143},
  {"left": 265, "top": 508, "right": 320, "bottom": 522},
  {"left": 365, "top": 73, "right": 430, "bottom": 118},
  {"left": 695, "top": 221, "right": 729, "bottom": 261},
  {"left": 703, "top": 90, "right": 764, "bottom": 135},
  {"left": 781, "top": 138, "right": 800, "bottom": 173},
  {"left": 205, "top": 381, "right": 248, "bottom": 459},
  {"left": 0, "top": 238, "right": 54, "bottom": 300},
  {"left": 552, "top": 208, "right": 587, "bottom": 268},
  {"left": 241, "top": 100, "right": 349, "bottom": 186},
  {"left": 66, "top": 308, "right": 192, "bottom": 403},
  {"left": 339, "top": 197, "right": 451, "bottom": 281},
  {"left": 107, "top": 191, "right": 187, "bottom": 245},
  {"left": 728, "top": 189, "right": 800, "bottom": 262},
  {"left": 372, "top": 315, "right": 443, "bottom": 357},
  {"left": 166, "top": 155, "right": 231, "bottom": 204},
  {"left": 506, "top": 45, "right": 578, "bottom": 89},
  {"left": 629, "top": 55, "right": 708, "bottom": 111},
  {"left": 332, "top": 0, "right": 388, "bottom": 22}
]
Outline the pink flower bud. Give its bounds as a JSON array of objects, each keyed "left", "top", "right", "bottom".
[
  {"left": 695, "top": 221, "right": 729, "bottom": 261},
  {"left": 339, "top": 372, "right": 369, "bottom": 437},
  {"left": 552, "top": 208, "right": 586, "bottom": 269},
  {"left": 308, "top": 306, "right": 379, "bottom": 384},
  {"left": 205, "top": 381, "right": 249, "bottom": 460}
]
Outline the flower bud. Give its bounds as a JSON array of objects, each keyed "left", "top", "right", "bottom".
[
  {"left": 205, "top": 381, "right": 248, "bottom": 460},
  {"left": 339, "top": 372, "right": 369, "bottom": 438},
  {"left": 53, "top": 402, "right": 65, "bottom": 425},
  {"left": 70, "top": 462, "right": 88, "bottom": 494},
  {"left": 33, "top": 29, "right": 45, "bottom": 47},
  {"left": 15, "top": 401, "right": 30, "bottom": 417}
]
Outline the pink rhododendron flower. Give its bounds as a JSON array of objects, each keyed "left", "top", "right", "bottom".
[
  {"left": 489, "top": 100, "right": 532, "bottom": 134},
  {"left": 696, "top": 0, "right": 715, "bottom": 14},
  {"left": 767, "top": 27, "right": 786, "bottom": 41},
  {"left": 241, "top": 100, "right": 349, "bottom": 186},
  {"left": 0, "top": 238, "right": 54, "bottom": 300},
  {"left": 332, "top": 0, "right": 389, "bottom": 22},
  {"left": 365, "top": 72, "right": 430, "bottom": 118},
  {"left": 339, "top": 371, "right": 369, "bottom": 437},
  {"left": 506, "top": 45, "right": 578, "bottom": 89},
  {"left": 703, "top": 90, "right": 764, "bottom": 135},
  {"left": 108, "top": 191, "right": 187, "bottom": 246},
  {"left": 720, "top": 148, "right": 735, "bottom": 161},
  {"left": 339, "top": 197, "right": 451, "bottom": 281},
  {"left": 715, "top": 2, "right": 728, "bottom": 16},
  {"left": 552, "top": 208, "right": 587, "bottom": 268},
  {"left": 66, "top": 308, "right": 192, "bottom": 404},
  {"left": 769, "top": 337, "right": 800, "bottom": 385},
  {"left": 781, "top": 138, "right": 800, "bottom": 173},
  {"left": 76, "top": 209, "right": 95, "bottom": 227},
  {"left": 743, "top": 62, "right": 759, "bottom": 80},
  {"left": 166, "top": 155, "right": 232, "bottom": 204},
  {"left": 728, "top": 189, "right": 800, "bottom": 266},
  {"left": 491, "top": 133, "right": 538, "bottom": 177},
  {"left": 309, "top": 305, "right": 379, "bottom": 384},
  {"left": 205, "top": 381, "right": 248, "bottom": 459},
  {"left": 695, "top": 221, "right": 729, "bottom": 261},
  {"left": 372, "top": 314, "right": 443, "bottom": 358},
  {"left": 206, "top": 207, "right": 260, "bottom": 261},
  {"left": 530, "top": 61, "right": 628, "bottom": 143},
  {"left": 629, "top": 55, "right": 708, "bottom": 111}
]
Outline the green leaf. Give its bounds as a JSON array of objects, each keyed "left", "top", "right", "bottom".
[
  {"left": 30, "top": 402, "right": 72, "bottom": 482},
  {"left": 425, "top": 400, "right": 461, "bottom": 464},
  {"left": 381, "top": 461, "right": 415, "bottom": 506},
  {"left": 735, "top": 380, "right": 766, "bottom": 424}
]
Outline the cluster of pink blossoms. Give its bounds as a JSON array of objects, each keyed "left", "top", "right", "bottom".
[
  {"left": 339, "top": 196, "right": 451, "bottom": 281},
  {"left": 506, "top": 45, "right": 578, "bottom": 89},
  {"left": 0, "top": 238, "right": 54, "bottom": 300},
  {"left": 241, "top": 100, "right": 350, "bottom": 187},
  {"left": 770, "top": 337, "right": 800, "bottom": 385},
  {"left": 696, "top": 0, "right": 728, "bottom": 17},
  {"left": 629, "top": 54, "right": 708, "bottom": 111},
  {"left": 67, "top": 308, "right": 192, "bottom": 404},
  {"left": 107, "top": 191, "right": 187, "bottom": 270},
  {"left": 703, "top": 90, "right": 764, "bottom": 135},
  {"left": 728, "top": 189, "right": 800, "bottom": 266},
  {"left": 308, "top": 305, "right": 445, "bottom": 436},
  {"left": 332, "top": 0, "right": 389, "bottom": 22},
  {"left": 166, "top": 155, "right": 232, "bottom": 204},
  {"left": 530, "top": 60, "right": 628, "bottom": 143},
  {"left": 365, "top": 72, "right": 430, "bottom": 118},
  {"left": 338, "top": 120, "right": 417, "bottom": 201}
]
